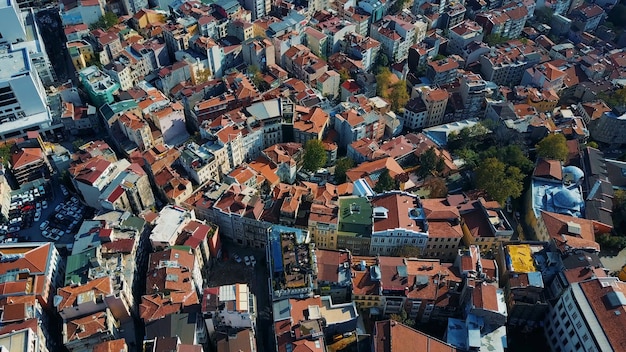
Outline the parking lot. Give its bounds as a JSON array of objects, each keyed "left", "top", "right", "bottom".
[{"left": 5, "top": 181, "right": 85, "bottom": 245}]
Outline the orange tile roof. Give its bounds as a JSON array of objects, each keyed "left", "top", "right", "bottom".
[
  {"left": 93, "top": 339, "right": 127, "bottom": 352},
  {"left": 11, "top": 148, "right": 43, "bottom": 170},
  {"left": 534, "top": 158, "right": 563, "bottom": 180},
  {"left": 578, "top": 278, "right": 626, "bottom": 351},
  {"left": 65, "top": 311, "right": 109, "bottom": 342},
  {"left": 345, "top": 157, "right": 403, "bottom": 185},
  {"left": 373, "top": 320, "right": 457, "bottom": 352},
  {"left": 139, "top": 292, "right": 197, "bottom": 322},
  {"left": 372, "top": 193, "right": 425, "bottom": 233},
  {"left": 57, "top": 277, "right": 113, "bottom": 311}
]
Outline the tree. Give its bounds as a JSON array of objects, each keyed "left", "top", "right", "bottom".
[
  {"left": 339, "top": 68, "right": 350, "bottom": 84},
  {"left": 374, "top": 169, "right": 396, "bottom": 193},
  {"left": 392, "top": 245, "right": 422, "bottom": 257},
  {"left": 0, "top": 143, "right": 13, "bottom": 167},
  {"left": 374, "top": 52, "right": 389, "bottom": 73},
  {"left": 474, "top": 157, "right": 524, "bottom": 204},
  {"left": 423, "top": 176, "right": 448, "bottom": 198},
  {"left": 485, "top": 34, "right": 507, "bottom": 46},
  {"left": 536, "top": 134, "right": 568, "bottom": 162},
  {"left": 586, "top": 141, "right": 599, "bottom": 149},
  {"left": 389, "top": 309, "right": 414, "bottom": 327},
  {"left": 302, "top": 139, "right": 327, "bottom": 172},
  {"left": 195, "top": 68, "right": 212, "bottom": 84},
  {"left": 417, "top": 147, "right": 444, "bottom": 179},
  {"left": 480, "top": 145, "right": 533, "bottom": 174},
  {"left": 334, "top": 157, "right": 354, "bottom": 183},
  {"left": 91, "top": 12, "right": 119, "bottom": 30},
  {"left": 72, "top": 138, "right": 86, "bottom": 151},
  {"left": 390, "top": 80, "right": 409, "bottom": 112},
  {"left": 376, "top": 68, "right": 392, "bottom": 98},
  {"left": 607, "top": 4, "right": 626, "bottom": 29}
]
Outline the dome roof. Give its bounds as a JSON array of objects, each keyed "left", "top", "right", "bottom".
[
  {"left": 553, "top": 188, "right": 580, "bottom": 209},
  {"left": 562, "top": 166, "right": 584, "bottom": 183}
]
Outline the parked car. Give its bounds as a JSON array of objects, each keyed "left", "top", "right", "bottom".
[
  {"left": 42, "top": 201, "right": 48, "bottom": 209},
  {"left": 250, "top": 255, "right": 256, "bottom": 266},
  {"left": 244, "top": 256, "right": 251, "bottom": 266},
  {"left": 233, "top": 254, "right": 242, "bottom": 263},
  {"left": 39, "top": 221, "right": 49, "bottom": 230},
  {"left": 34, "top": 213, "right": 40, "bottom": 222}
]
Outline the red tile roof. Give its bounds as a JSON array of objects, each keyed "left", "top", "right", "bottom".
[
  {"left": 373, "top": 320, "right": 457, "bottom": 352},
  {"left": 93, "top": 338, "right": 127, "bottom": 352},
  {"left": 57, "top": 277, "right": 113, "bottom": 311},
  {"left": 11, "top": 148, "right": 43, "bottom": 170}
]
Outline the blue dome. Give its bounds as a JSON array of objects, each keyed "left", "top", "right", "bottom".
[
  {"left": 553, "top": 188, "right": 580, "bottom": 209},
  {"left": 562, "top": 166, "right": 584, "bottom": 184}
]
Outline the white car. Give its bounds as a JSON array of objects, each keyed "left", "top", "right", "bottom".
[
  {"left": 39, "top": 221, "right": 49, "bottom": 230},
  {"left": 42, "top": 201, "right": 48, "bottom": 209},
  {"left": 34, "top": 213, "right": 40, "bottom": 222},
  {"left": 244, "top": 256, "right": 251, "bottom": 266},
  {"left": 250, "top": 255, "right": 256, "bottom": 266},
  {"left": 233, "top": 254, "right": 242, "bottom": 263},
  {"left": 36, "top": 203, "right": 41, "bottom": 210}
]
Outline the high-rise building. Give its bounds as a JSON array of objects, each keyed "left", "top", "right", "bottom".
[{"left": 0, "top": 0, "right": 58, "bottom": 140}]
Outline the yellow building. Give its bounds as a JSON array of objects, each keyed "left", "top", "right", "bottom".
[{"left": 67, "top": 40, "right": 95, "bottom": 71}]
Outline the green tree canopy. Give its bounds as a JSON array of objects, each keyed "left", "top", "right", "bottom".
[
  {"left": 302, "top": 139, "right": 327, "bottom": 172},
  {"left": 91, "top": 12, "right": 119, "bottom": 30},
  {"left": 474, "top": 157, "right": 524, "bottom": 204},
  {"left": 374, "top": 169, "right": 396, "bottom": 193},
  {"left": 417, "top": 147, "right": 444, "bottom": 179},
  {"left": 390, "top": 80, "right": 409, "bottom": 112},
  {"left": 334, "top": 157, "right": 354, "bottom": 183},
  {"left": 536, "top": 134, "right": 568, "bottom": 162},
  {"left": 481, "top": 145, "right": 534, "bottom": 174},
  {"left": 374, "top": 52, "right": 389, "bottom": 73}
]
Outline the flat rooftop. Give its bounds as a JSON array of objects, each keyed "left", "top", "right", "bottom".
[
  {"left": 0, "top": 47, "right": 29, "bottom": 80},
  {"left": 319, "top": 296, "right": 357, "bottom": 324},
  {"left": 150, "top": 206, "right": 189, "bottom": 245}
]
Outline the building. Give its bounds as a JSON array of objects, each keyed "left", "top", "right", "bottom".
[
  {"left": 273, "top": 295, "right": 358, "bottom": 351},
  {"left": 475, "top": 3, "right": 528, "bottom": 39},
  {"left": 373, "top": 320, "right": 457, "bottom": 352},
  {"left": 203, "top": 283, "right": 257, "bottom": 339},
  {"left": 498, "top": 243, "right": 554, "bottom": 328},
  {"left": 149, "top": 205, "right": 194, "bottom": 250},
  {"left": 421, "top": 88, "right": 450, "bottom": 128},
  {"left": 69, "top": 157, "right": 131, "bottom": 209},
  {"left": 371, "top": 15, "right": 418, "bottom": 63},
  {"left": 426, "top": 57, "right": 461, "bottom": 86},
  {"left": 63, "top": 309, "right": 119, "bottom": 351},
  {"left": 458, "top": 197, "right": 514, "bottom": 252},
  {"left": 98, "top": 163, "right": 156, "bottom": 214},
  {"left": 336, "top": 196, "right": 373, "bottom": 256},
  {"left": 370, "top": 192, "right": 428, "bottom": 256},
  {"left": 545, "top": 276, "right": 626, "bottom": 352},
  {"left": 0, "top": 243, "right": 62, "bottom": 308},
  {"left": 79, "top": 66, "right": 121, "bottom": 107},
  {"left": 206, "top": 184, "right": 268, "bottom": 248},
  {"left": 315, "top": 249, "right": 352, "bottom": 303},
  {"left": 267, "top": 225, "right": 314, "bottom": 301},
  {"left": 10, "top": 147, "right": 51, "bottom": 185}
]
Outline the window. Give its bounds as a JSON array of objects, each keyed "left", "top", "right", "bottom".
[
  {"left": 582, "top": 334, "right": 589, "bottom": 342},
  {"left": 576, "top": 322, "right": 582, "bottom": 329}
]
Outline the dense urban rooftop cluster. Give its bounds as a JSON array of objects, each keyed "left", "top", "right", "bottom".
[{"left": 2, "top": 0, "right": 626, "bottom": 350}]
